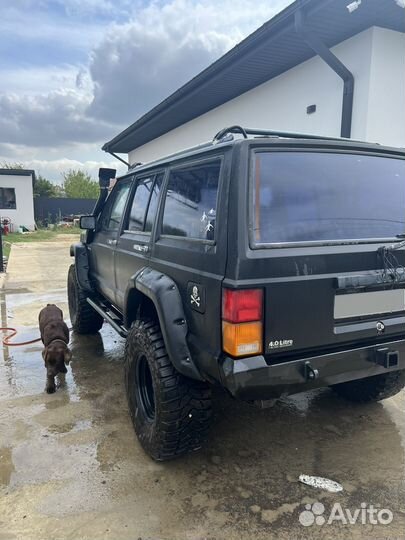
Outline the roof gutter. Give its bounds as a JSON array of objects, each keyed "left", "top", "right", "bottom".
[{"left": 295, "top": 7, "right": 354, "bottom": 138}]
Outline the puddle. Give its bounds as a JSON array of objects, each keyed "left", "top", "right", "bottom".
[
  {"left": 0, "top": 281, "right": 404, "bottom": 538},
  {"left": 0, "top": 287, "right": 74, "bottom": 398},
  {"left": 0, "top": 287, "right": 69, "bottom": 328},
  {"left": 0, "top": 288, "right": 67, "bottom": 308}
]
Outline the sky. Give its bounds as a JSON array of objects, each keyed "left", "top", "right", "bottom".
[{"left": 0, "top": 0, "right": 294, "bottom": 183}]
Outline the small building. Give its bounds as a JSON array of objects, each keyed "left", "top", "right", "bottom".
[
  {"left": 0, "top": 169, "right": 36, "bottom": 231},
  {"left": 103, "top": 0, "right": 405, "bottom": 165}
]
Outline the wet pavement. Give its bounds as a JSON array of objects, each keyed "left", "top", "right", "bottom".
[{"left": 1, "top": 240, "right": 405, "bottom": 540}]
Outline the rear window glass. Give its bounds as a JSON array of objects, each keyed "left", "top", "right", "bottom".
[
  {"left": 252, "top": 151, "right": 405, "bottom": 244},
  {"left": 161, "top": 160, "right": 220, "bottom": 240}
]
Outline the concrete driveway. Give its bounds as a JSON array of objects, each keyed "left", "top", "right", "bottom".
[{"left": 0, "top": 239, "right": 404, "bottom": 540}]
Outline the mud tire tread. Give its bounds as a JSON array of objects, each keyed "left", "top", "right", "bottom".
[{"left": 124, "top": 318, "right": 212, "bottom": 461}]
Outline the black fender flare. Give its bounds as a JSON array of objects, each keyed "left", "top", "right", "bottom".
[
  {"left": 70, "top": 243, "right": 93, "bottom": 292},
  {"left": 124, "top": 267, "right": 202, "bottom": 381}
]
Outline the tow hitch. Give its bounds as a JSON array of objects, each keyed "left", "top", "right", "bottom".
[{"left": 376, "top": 348, "right": 400, "bottom": 369}]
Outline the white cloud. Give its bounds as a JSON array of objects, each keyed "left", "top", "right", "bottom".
[
  {"left": 27, "top": 158, "right": 127, "bottom": 182},
  {"left": 0, "top": 0, "right": 294, "bottom": 173},
  {"left": 53, "top": 0, "right": 135, "bottom": 17},
  {"left": 1, "top": 65, "right": 83, "bottom": 96},
  {"left": 88, "top": 0, "right": 294, "bottom": 123},
  {"left": 0, "top": 155, "right": 126, "bottom": 182},
  {"left": 0, "top": 89, "right": 116, "bottom": 147},
  {"left": 1, "top": 5, "right": 105, "bottom": 52}
]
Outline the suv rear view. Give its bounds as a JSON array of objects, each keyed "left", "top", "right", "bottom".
[{"left": 68, "top": 127, "right": 405, "bottom": 460}]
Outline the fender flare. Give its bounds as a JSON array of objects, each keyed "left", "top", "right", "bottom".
[
  {"left": 124, "top": 267, "right": 203, "bottom": 381},
  {"left": 70, "top": 243, "right": 93, "bottom": 292}
]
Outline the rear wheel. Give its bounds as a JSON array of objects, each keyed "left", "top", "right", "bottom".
[
  {"left": 124, "top": 318, "right": 212, "bottom": 461},
  {"left": 67, "top": 264, "right": 103, "bottom": 334},
  {"left": 332, "top": 370, "right": 405, "bottom": 403}
]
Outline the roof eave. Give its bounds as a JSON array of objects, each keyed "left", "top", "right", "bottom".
[{"left": 102, "top": 0, "right": 320, "bottom": 154}]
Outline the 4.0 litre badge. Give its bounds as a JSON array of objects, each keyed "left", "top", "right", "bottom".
[{"left": 268, "top": 339, "right": 294, "bottom": 350}]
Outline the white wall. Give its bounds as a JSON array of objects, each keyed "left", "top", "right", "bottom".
[
  {"left": 0, "top": 174, "right": 35, "bottom": 231},
  {"left": 366, "top": 27, "right": 405, "bottom": 147},
  {"left": 129, "top": 26, "right": 405, "bottom": 165}
]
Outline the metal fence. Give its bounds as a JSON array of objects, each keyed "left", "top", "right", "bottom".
[{"left": 34, "top": 197, "right": 96, "bottom": 224}]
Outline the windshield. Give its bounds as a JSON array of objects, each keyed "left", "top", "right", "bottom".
[{"left": 252, "top": 151, "right": 405, "bottom": 245}]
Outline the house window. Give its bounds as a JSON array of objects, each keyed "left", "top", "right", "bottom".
[{"left": 0, "top": 188, "right": 16, "bottom": 210}]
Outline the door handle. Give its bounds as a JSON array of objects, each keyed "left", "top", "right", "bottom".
[
  {"left": 133, "top": 244, "right": 149, "bottom": 253},
  {"left": 107, "top": 239, "right": 117, "bottom": 246}
]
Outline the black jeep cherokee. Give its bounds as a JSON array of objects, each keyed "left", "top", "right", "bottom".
[{"left": 68, "top": 126, "right": 405, "bottom": 461}]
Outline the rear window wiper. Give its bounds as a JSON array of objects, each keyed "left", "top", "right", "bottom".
[{"left": 377, "top": 235, "right": 405, "bottom": 284}]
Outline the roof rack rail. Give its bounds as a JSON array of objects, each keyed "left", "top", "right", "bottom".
[
  {"left": 128, "top": 162, "right": 143, "bottom": 170},
  {"left": 213, "top": 125, "right": 353, "bottom": 143}
]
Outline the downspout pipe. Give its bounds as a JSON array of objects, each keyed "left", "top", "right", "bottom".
[
  {"left": 107, "top": 151, "right": 130, "bottom": 168},
  {"left": 294, "top": 8, "right": 354, "bottom": 138}
]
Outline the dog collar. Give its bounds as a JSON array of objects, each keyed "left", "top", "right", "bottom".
[{"left": 49, "top": 338, "right": 69, "bottom": 346}]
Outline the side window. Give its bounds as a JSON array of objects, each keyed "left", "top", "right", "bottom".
[
  {"left": 126, "top": 176, "right": 154, "bottom": 232},
  {"left": 0, "top": 188, "right": 16, "bottom": 210},
  {"left": 99, "top": 180, "right": 131, "bottom": 231},
  {"left": 161, "top": 160, "right": 220, "bottom": 240},
  {"left": 144, "top": 173, "right": 164, "bottom": 232}
]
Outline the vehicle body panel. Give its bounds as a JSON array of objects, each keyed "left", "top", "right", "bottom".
[{"left": 78, "top": 135, "right": 405, "bottom": 399}]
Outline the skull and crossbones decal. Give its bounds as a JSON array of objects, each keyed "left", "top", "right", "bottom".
[{"left": 190, "top": 285, "right": 201, "bottom": 307}]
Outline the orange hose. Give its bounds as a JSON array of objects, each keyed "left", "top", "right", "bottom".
[
  {"left": 1, "top": 325, "right": 74, "bottom": 347},
  {"left": 0, "top": 327, "right": 43, "bottom": 346}
]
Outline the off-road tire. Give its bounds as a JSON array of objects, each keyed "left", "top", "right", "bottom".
[
  {"left": 124, "top": 318, "right": 212, "bottom": 461},
  {"left": 67, "top": 264, "right": 103, "bottom": 334},
  {"left": 332, "top": 370, "right": 405, "bottom": 403}
]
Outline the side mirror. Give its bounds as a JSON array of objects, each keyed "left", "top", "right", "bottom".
[{"left": 80, "top": 215, "right": 96, "bottom": 230}]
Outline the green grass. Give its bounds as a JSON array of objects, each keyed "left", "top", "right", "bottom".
[{"left": 2, "top": 228, "right": 80, "bottom": 258}]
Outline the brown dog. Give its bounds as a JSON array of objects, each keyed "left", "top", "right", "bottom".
[{"left": 39, "top": 304, "right": 72, "bottom": 394}]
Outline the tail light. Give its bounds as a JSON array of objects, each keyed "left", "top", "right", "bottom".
[{"left": 222, "top": 288, "right": 263, "bottom": 357}]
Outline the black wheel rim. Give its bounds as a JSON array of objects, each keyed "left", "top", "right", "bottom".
[{"left": 136, "top": 354, "right": 155, "bottom": 422}]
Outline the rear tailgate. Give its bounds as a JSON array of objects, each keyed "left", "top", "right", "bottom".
[
  {"left": 259, "top": 248, "right": 405, "bottom": 360},
  {"left": 247, "top": 147, "right": 405, "bottom": 361}
]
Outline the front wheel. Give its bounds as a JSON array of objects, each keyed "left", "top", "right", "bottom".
[
  {"left": 124, "top": 318, "right": 212, "bottom": 461},
  {"left": 67, "top": 264, "right": 103, "bottom": 334},
  {"left": 332, "top": 370, "right": 405, "bottom": 403}
]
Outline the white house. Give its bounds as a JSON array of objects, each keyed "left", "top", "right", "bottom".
[
  {"left": 0, "top": 169, "right": 35, "bottom": 231},
  {"left": 103, "top": 0, "right": 405, "bottom": 165}
]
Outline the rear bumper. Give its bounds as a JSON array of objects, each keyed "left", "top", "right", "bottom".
[{"left": 219, "top": 339, "right": 405, "bottom": 400}]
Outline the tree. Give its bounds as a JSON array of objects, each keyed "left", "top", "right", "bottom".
[
  {"left": 1, "top": 161, "right": 24, "bottom": 169},
  {"left": 34, "top": 175, "right": 59, "bottom": 197},
  {"left": 53, "top": 184, "right": 66, "bottom": 197},
  {"left": 62, "top": 169, "right": 99, "bottom": 199}
]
